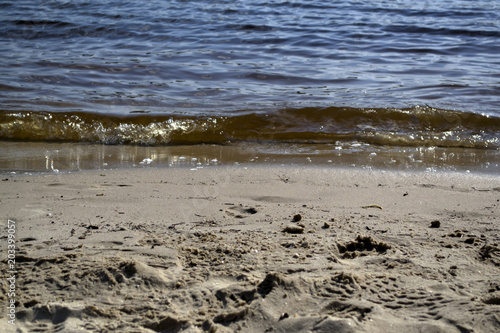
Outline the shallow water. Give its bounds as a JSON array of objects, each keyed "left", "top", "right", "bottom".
[
  {"left": 1, "top": 0, "right": 499, "bottom": 172},
  {"left": 1, "top": 141, "right": 498, "bottom": 175}
]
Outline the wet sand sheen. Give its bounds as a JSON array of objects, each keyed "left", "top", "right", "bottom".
[
  {"left": 1, "top": 141, "right": 499, "bottom": 174},
  {"left": 1, "top": 166, "right": 499, "bottom": 332}
]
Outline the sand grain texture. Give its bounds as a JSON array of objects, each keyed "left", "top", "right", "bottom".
[{"left": 1, "top": 166, "right": 499, "bottom": 332}]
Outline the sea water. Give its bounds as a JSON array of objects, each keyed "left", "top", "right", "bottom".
[{"left": 1, "top": 0, "right": 499, "bottom": 172}]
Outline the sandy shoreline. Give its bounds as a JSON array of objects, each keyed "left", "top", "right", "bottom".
[{"left": 1, "top": 166, "right": 500, "bottom": 332}]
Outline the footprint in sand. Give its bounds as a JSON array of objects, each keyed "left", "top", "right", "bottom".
[
  {"left": 225, "top": 205, "right": 258, "bottom": 219},
  {"left": 337, "top": 235, "right": 391, "bottom": 259}
]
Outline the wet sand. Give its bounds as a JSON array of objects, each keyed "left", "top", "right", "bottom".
[
  {"left": 1, "top": 166, "right": 500, "bottom": 332},
  {"left": 1, "top": 141, "right": 499, "bottom": 174}
]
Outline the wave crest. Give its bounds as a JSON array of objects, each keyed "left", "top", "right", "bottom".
[{"left": 1, "top": 106, "right": 498, "bottom": 148}]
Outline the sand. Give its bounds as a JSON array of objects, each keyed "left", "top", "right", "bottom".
[{"left": 1, "top": 166, "right": 499, "bottom": 332}]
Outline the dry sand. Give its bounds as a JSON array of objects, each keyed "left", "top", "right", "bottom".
[{"left": 1, "top": 166, "right": 499, "bottom": 332}]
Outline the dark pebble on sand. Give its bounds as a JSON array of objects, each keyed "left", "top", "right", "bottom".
[
  {"left": 279, "top": 313, "right": 289, "bottom": 321},
  {"left": 292, "top": 214, "right": 302, "bottom": 222},
  {"left": 244, "top": 207, "right": 258, "bottom": 214},
  {"left": 430, "top": 220, "right": 441, "bottom": 228}
]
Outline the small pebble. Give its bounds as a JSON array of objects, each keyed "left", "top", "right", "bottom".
[
  {"left": 283, "top": 225, "right": 304, "bottom": 234},
  {"left": 279, "top": 313, "right": 289, "bottom": 321},
  {"left": 430, "top": 220, "right": 441, "bottom": 228}
]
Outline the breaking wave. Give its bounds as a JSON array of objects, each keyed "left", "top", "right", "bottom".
[{"left": 1, "top": 106, "right": 498, "bottom": 149}]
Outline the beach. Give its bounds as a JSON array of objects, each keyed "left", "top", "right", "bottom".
[
  {"left": 2, "top": 0, "right": 500, "bottom": 331},
  {"left": 1, "top": 166, "right": 499, "bottom": 332}
]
